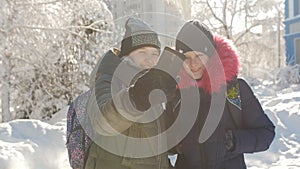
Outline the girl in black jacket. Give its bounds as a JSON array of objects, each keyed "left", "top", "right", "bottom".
[{"left": 173, "top": 20, "right": 275, "bottom": 169}]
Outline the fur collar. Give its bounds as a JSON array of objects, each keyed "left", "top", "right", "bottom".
[{"left": 178, "top": 35, "right": 240, "bottom": 93}]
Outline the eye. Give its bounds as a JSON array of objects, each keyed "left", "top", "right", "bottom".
[
  {"left": 138, "top": 51, "right": 146, "bottom": 54},
  {"left": 152, "top": 53, "right": 159, "bottom": 57},
  {"left": 184, "top": 58, "right": 191, "bottom": 64},
  {"left": 184, "top": 55, "right": 193, "bottom": 60}
]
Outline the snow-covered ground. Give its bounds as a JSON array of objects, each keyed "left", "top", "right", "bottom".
[
  {"left": 0, "top": 80, "right": 299, "bottom": 169},
  {"left": 245, "top": 81, "right": 300, "bottom": 169}
]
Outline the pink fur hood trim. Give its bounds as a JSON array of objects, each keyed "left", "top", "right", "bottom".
[{"left": 177, "top": 35, "right": 240, "bottom": 93}]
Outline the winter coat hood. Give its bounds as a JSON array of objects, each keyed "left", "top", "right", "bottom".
[{"left": 178, "top": 35, "right": 240, "bottom": 93}]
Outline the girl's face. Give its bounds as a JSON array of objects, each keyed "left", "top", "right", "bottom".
[
  {"left": 127, "top": 47, "right": 160, "bottom": 69},
  {"left": 183, "top": 51, "right": 209, "bottom": 80}
]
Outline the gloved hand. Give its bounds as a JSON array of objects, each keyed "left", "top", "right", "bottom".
[
  {"left": 224, "top": 130, "right": 236, "bottom": 151},
  {"left": 129, "top": 68, "right": 177, "bottom": 112}
]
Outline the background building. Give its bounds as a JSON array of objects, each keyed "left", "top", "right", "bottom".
[
  {"left": 284, "top": 0, "right": 300, "bottom": 65},
  {"left": 108, "top": 0, "right": 191, "bottom": 47}
]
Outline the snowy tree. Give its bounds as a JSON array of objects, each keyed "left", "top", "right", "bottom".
[
  {"left": 0, "top": 0, "right": 114, "bottom": 121},
  {"left": 0, "top": 47, "right": 12, "bottom": 122},
  {"left": 192, "top": 0, "right": 285, "bottom": 77},
  {"left": 276, "top": 65, "right": 300, "bottom": 88}
]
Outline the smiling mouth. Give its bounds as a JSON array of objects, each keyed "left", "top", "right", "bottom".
[
  {"left": 143, "top": 64, "right": 154, "bottom": 68},
  {"left": 191, "top": 68, "right": 201, "bottom": 73}
]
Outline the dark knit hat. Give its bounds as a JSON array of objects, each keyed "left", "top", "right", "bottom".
[
  {"left": 176, "top": 20, "right": 216, "bottom": 57},
  {"left": 120, "top": 17, "right": 161, "bottom": 56}
]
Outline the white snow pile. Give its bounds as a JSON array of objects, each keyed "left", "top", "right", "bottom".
[{"left": 0, "top": 106, "right": 71, "bottom": 169}]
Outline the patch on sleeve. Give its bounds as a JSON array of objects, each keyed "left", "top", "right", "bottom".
[{"left": 226, "top": 81, "right": 242, "bottom": 110}]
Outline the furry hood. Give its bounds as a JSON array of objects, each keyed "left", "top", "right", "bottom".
[{"left": 177, "top": 35, "right": 240, "bottom": 93}]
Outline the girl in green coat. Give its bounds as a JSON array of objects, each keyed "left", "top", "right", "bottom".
[{"left": 84, "top": 17, "right": 175, "bottom": 169}]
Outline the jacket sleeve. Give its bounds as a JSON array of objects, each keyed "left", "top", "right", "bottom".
[
  {"left": 233, "top": 79, "right": 275, "bottom": 154},
  {"left": 87, "top": 50, "right": 143, "bottom": 136}
]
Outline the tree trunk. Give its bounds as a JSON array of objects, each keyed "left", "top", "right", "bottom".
[
  {"left": 1, "top": 50, "right": 12, "bottom": 122},
  {"left": 277, "top": 9, "right": 281, "bottom": 68}
]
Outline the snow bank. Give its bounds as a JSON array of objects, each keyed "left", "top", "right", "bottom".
[{"left": 0, "top": 108, "right": 71, "bottom": 169}]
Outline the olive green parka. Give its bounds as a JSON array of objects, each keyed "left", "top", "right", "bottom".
[{"left": 85, "top": 49, "right": 172, "bottom": 169}]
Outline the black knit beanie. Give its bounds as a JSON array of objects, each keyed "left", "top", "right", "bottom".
[
  {"left": 176, "top": 20, "right": 216, "bottom": 57},
  {"left": 120, "top": 17, "right": 161, "bottom": 56}
]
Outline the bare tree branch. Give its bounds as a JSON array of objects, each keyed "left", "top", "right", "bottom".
[
  {"left": 9, "top": 24, "right": 113, "bottom": 35},
  {"left": 66, "top": 25, "right": 113, "bottom": 34},
  {"left": 229, "top": 0, "right": 238, "bottom": 32},
  {"left": 206, "top": 0, "right": 225, "bottom": 26},
  {"left": 15, "top": 0, "right": 62, "bottom": 6},
  {"left": 234, "top": 23, "right": 261, "bottom": 45}
]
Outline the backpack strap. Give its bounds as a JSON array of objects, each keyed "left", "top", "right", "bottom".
[
  {"left": 74, "top": 91, "right": 94, "bottom": 135},
  {"left": 66, "top": 102, "right": 76, "bottom": 145},
  {"left": 66, "top": 95, "right": 89, "bottom": 145},
  {"left": 226, "top": 78, "right": 243, "bottom": 128}
]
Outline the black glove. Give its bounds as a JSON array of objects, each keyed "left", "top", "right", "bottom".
[
  {"left": 129, "top": 68, "right": 177, "bottom": 112},
  {"left": 128, "top": 47, "right": 184, "bottom": 112},
  {"left": 224, "top": 130, "right": 236, "bottom": 151}
]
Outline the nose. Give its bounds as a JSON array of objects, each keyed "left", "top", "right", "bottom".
[
  {"left": 190, "top": 57, "right": 200, "bottom": 67},
  {"left": 148, "top": 54, "right": 159, "bottom": 64},
  {"left": 143, "top": 55, "right": 156, "bottom": 67}
]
